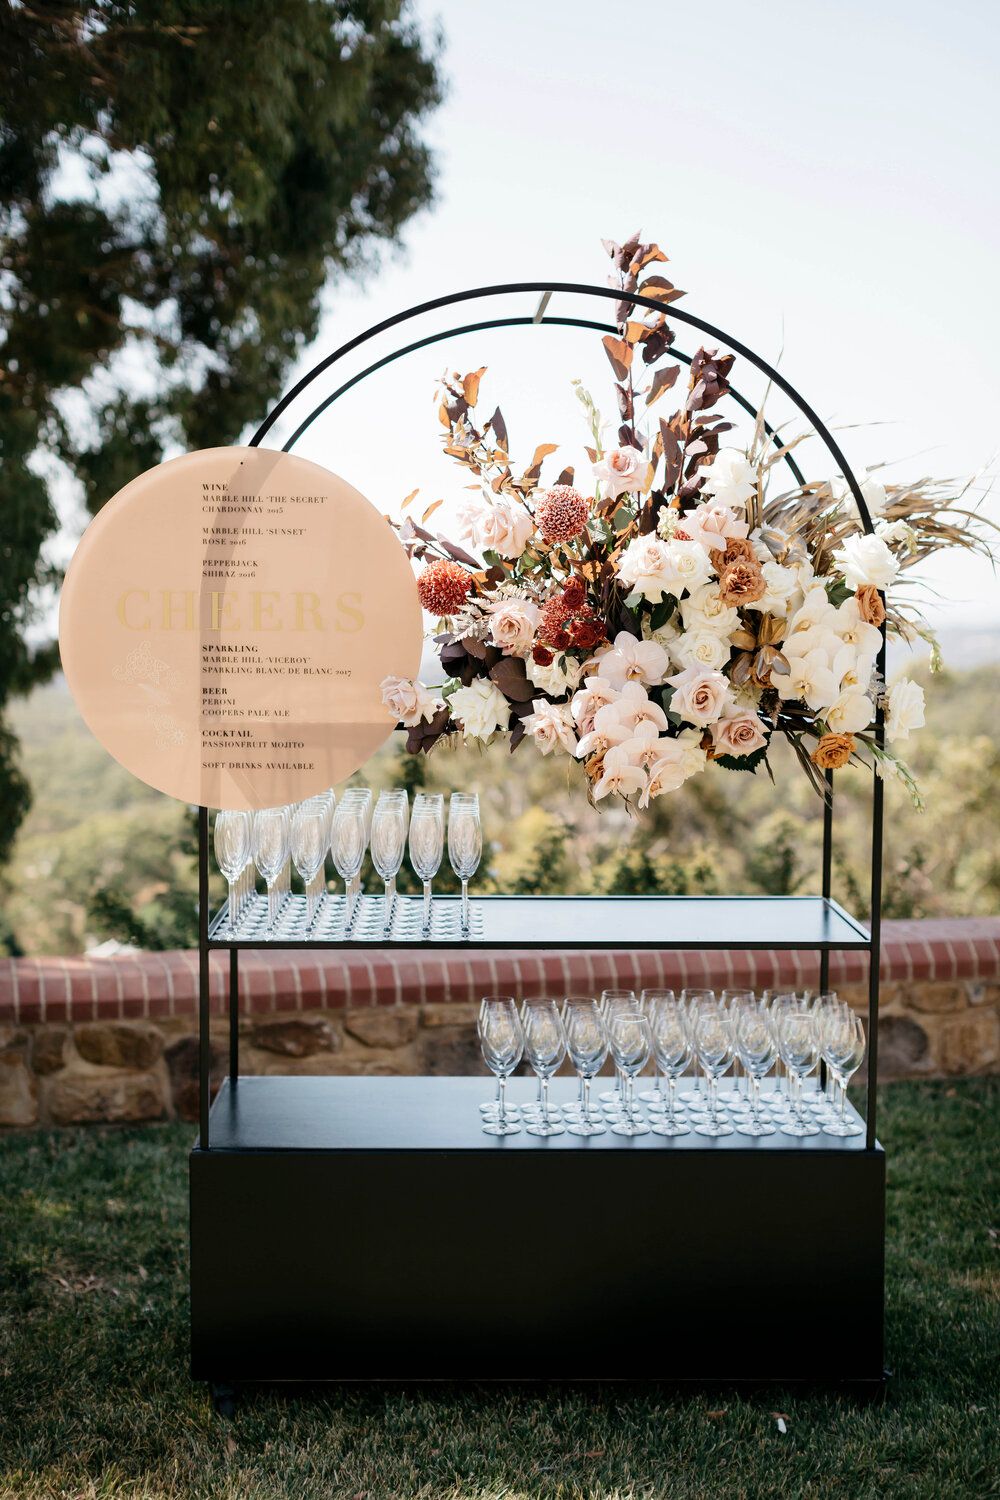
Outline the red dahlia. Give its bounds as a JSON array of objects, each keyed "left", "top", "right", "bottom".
[
  {"left": 537, "top": 590, "right": 606, "bottom": 651},
  {"left": 536, "top": 485, "right": 590, "bottom": 543},
  {"left": 417, "top": 558, "right": 473, "bottom": 616}
]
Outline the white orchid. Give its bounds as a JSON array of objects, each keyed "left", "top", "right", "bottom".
[
  {"left": 775, "top": 649, "right": 840, "bottom": 712},
  {"left": 592, "top": 743, "right": 648, "bottom": 801},
  {"left": 598, "top": 630, "right": 669, "bottom": 688},
  {"left": 826, "top": 690, "right": 874, "bottom": 734}
]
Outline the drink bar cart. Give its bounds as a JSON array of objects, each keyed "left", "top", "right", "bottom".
[{"left": 189, "top": 285, "right": 887, "bottom": 1400}]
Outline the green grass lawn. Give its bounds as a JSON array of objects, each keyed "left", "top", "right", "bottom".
[{"left": 1, "top": 1080, "right": 997, "bottom": 1499}]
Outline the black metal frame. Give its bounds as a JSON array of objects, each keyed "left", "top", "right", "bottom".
[{"left": 196, "top": 280, "right": 885, "bottom": 1157}]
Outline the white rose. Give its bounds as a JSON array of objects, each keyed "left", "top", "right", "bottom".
[
  {"left": 875, "top": 517, "right": 916, "bottom": 549},
  {"left": 664, "top": 539, "right": 715, "bottom": 595},
  {"left": 757, "top": 560, "right": 799, "bottom": 617},
  {"left": 699, "top": 449, "right": 757, "bottom": 510},
  {"left": 457, "top": 494, "right": 534, "bottom": 559},
  {"left": 379, "top": 675, "right": 441, "bottom": 727},
  {"left": 672, "top": 628, "right": 730, "bottom": 672},
  {"left": 832, "top": 475, "right": 888, "bottom": 519},
  {"left": 826, "top": 690, "right": 873, "bottom": 734},
  {"left": 665, "top": 665, "right": 731, "bottom": 727},
  {"left": 522, "top": 698, "right": 577, "bottom": 756},
  {"left": 449, "top": 677, "right": 511, "bottom": 738},
  {"left": 832, "top": 533, "right": 900, "bottom": 591},
  {"left": 680, "top": 585, "right": 740, "bottom": 636},
  {"left": 486, "top": 597, "right": 539, "bottom": 657},
  {"left": 592, "top": 445, "right": 645, "bottom": 500},
  {"left": 886, "top": 677, "right": 925, "bottom": 741},
  {"left": 678, "top": 501, "right": 749, "bottom": 552},
  {"left": 616, "top": 535, "right": 676, "bottom": 602},
  {"left": 526, "top": 653, "right": 583, "bottom": 698}
]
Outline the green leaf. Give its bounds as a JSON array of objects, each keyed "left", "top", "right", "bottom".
[
  {"left": 825, "top": 579, "right": 852, "bottom": 607},
  {"left": 715, "top": 746, "right": 770, "bottom": 774},
  {"left": 649, "top": 598, "right": 676, "bottom": 631}
]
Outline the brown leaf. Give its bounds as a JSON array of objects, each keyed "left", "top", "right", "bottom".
[
  {"left": 421, "top": 498, "right": 444, "bottom": 523},
  {"left": 489, "top": 656, "right": 536, "bottom": 703},
  {"left": 462, "top": 367, "right": 487, "bottom": 407},
  {"left": 554, "top": 466, "right": 574, "bottom": 487},
  {"left": 400, "top": 487, "right": 419, "bottom": 510},
  {"left": 646, "top": 365, "right": 680, "bottom": 408},
  {"left": 435, "top": 534, "right": 479, "bottom": 569},
  {"left": 487, "top": 407, "right": 508, "bottom": 449},
  {"left": 602, "top": 335, "right": 633, "bottom": 381},
  {"left": 639, "top": 274, "right": 685, "bottom": 304}
]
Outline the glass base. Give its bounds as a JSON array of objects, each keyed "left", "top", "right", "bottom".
[
  {"left": 694, "top": 1119, "right": 734, "bottom": 1137},
  {"left": 650, "top": 1118, "right": 690, "bottom": 1137},
  {"left": 736, "top": 1118, "right": 776, "bottom": 1137},
  {"left": 566, "top": 1119, "right": 606, "bottom": 1137},
  {"left": 526, "top": 1120, "right": 565, "bottom": 1137},
  {"left": 597, "top": 1088, "right": 622, "bottom": 1104},
  {"left": 481, "top": 1120, "right": 520, "bottom": 1136},
  {"left": 781, "top": 1117, "right": 820, "bottom": 1137},
  {"left": 821, "top": 1118, "right": 865, "bottom": 1137},
  {"left": 637, "top": 1086, "right": 665, "bottom": 1103},
  {"left": 611, "top": 1118, "right": 650, "bottom": 1137},
  {"left": 479, "top": 1102, "right": 520, "bottom": 1117}
]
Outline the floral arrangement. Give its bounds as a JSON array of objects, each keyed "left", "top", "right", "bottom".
[{"left": 381, "top": 232, "right": 992, "bottom": 810}]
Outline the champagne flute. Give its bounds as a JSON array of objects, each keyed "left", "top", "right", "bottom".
[
  {"left": 330, "top": 799, "right": 366, "bottom": 929},
  {"left": 251, "top": 806, "right": 290, "bottom": 937},
  {"left": 564, "top": 1000, "right": 608, "bottom": 1137},
  {"left": 479, "top": 996, "right": 524, "bottom": 1137},
  {"left": 448, "top": 792, "right": 481, "bottom": 936},
  {"left": 339, "top": 787, "right": 372, "bottom": 904},
  {"left": 371, "top": 791, "right": 408, "bottom": 936},
  {"left": 213, "top": 810, "right": 252, "bottom": 936},
  {"left": 290, "top": 800, "right": 328, "bottom": 932},
  {"left": 409, "top": 798, "right": 444, "bottom": 935}
]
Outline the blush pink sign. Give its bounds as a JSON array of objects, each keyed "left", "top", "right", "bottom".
[{"left": 59, "top": 447, "right": 422, "bottom": 809}]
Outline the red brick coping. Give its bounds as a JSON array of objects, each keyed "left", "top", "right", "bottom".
[{"left": 2, "top": 917, "right": 997, "bottom": 1026}]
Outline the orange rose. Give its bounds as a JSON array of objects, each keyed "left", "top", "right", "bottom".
[
  {"left": 811, "top": 733, "right": 855, "bottom": 770},
  {"left": 855, "top": 584, "right": 886, "bottom": 628},
  {"left": 717, "top": 560, "right": 766, "bottom": 606}
]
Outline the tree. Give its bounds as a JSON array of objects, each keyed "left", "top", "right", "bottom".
[{"left": 0, "top": 0, "right": 442, "bottom": 861}]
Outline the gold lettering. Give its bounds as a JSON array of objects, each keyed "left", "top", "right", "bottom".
[
  {"left": 336, "top": 591, "right": 364, "bottom": 633},
  {"left": 117, "top": 590, "right": 150, "bottom": 630},
  {"left": 252, "top": 591, "right": 281, "bottom": 630},
  {"left": 210, "top": 592, "right": 240, "bottom": 631},
  {"left": 294, "top": 592, "right": 324, "bottom": 631},
  {"left": 161, "top": 591, "right": 195, "bottom": 631}
]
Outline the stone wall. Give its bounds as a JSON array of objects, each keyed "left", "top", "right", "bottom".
[{"left": 0, "top": 916, "right": 997, "bottom": 1128}]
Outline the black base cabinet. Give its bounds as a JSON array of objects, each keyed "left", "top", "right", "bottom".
[{"left": 190, "top": 1077, "right": 885, "bottom": 1391}]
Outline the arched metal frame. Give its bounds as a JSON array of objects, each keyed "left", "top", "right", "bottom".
[{"left": 197, "top": 282, "right": 885, "bottom": 1152}]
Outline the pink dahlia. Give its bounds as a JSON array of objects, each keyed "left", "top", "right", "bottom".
[{"left": 536, "top": 485, "right": 590, "bottom": 544}]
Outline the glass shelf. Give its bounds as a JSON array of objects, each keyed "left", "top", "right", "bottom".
[{"left": 207, "top": 892, "right": 870, "bottom": 951}]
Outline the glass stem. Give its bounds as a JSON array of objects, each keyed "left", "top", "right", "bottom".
[
  {"left": 382, "top": 880, "right": 392, "bottom": 937},
  {"left": 667, "top": 1076, "right": 677, "bottom": 1127},
  {"left": 583, "top": 1075, "right": 591, "bottom": 1127},
  {"left": 541, "top": 1075, "right": 550, "bottom": 1129},
  {"left": 710, "top": 1075, "right": 719, "bottom": 1130},
  {"left": 839, "top": 1076, "right": 848, "bottom": 1121},
  {"left": 498, "top": 1074, "right": 507, "bottom": 1129},
  {"left": 461, "top": 878, "right": 470, "bottom": 934},
  {"left": 626, "top": 1075, "right": 635, "bottom": 1124},
  {"left": 267, "top": 879, "right": 279, "bottom": 934},
  {"left": 227, "top": 880, "right": 237, "bottom": 937},
  {"left": 422, "top": 879, "right": 432, "bottom": 934},
  {"left": 752, "top": 1075, "right": 761, "bottom": 1128}
]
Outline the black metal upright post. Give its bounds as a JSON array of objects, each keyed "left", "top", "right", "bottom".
[
  {"left": 866, "top": 629, "right": 887, "bottom": 1151},
  {"left": 820, "top": 769, "right": 834, "bottom": 997},
  {"left": 198, "top": 805, "right": 211, "bottom": 1151},
  {"left": 229, "top": 948, "right": 239, "bottom": 1083}
]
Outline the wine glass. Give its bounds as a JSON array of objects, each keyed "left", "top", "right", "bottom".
[
  {"left": 477, "top": 995, "right": 521, "bottom": 1120},
  {"left": 776, "top": 1007, "right": 820, "bottom": 1137},
  {"left": 607, "top": 1010, "right": 651, "bottom": 1137},
  {"left": 371, "top": 791, "right": 408, "bottom": 936},
  {"left": 735, "top": 1003, "right": 777, "bottom": 1137},
  {"left": 448, "top": 792, "right": 482, "bottom": 936},
  {"left": 692, "top": 1005, "right": 735, "bottom": 1138},
  {"left": 597, "top": 990, "right": 637, "bottom": 1110},
  {"left": 720, "top": 990, "right": 755, "bottom": 1112},
  {"left": 479, "top": 996, "right": 523, "bottom": 1136},
  {"left": 678, "top": 988, "right": 715, "bottom": 1111},
  {"left": 522, "top": 1000, "right": 566, "bottom": 1137},
  {"left": 213, "top": 810, "right": 251, "bottom": 936},
  {"left": 638, "top": 989, "right": 676, "bottom": 1108},
  {"left": 330, "top": 799, "right": 367, "bottom": 928},
  {"left": 290, "top": 800, "right": 328, "bottom": 932},
  {"left": 821, "top": 1009, "right": 866, "bottom": 1137},
  {"left": 563, "top": 1000, "right": 608, "bottom": 1137},
  {"left": 649, "top": 998, "right": 692, "bottom": 1137},
  {"left": 409, "top": 799, "right": 444, "bottom": 935},
  {"left": 251, "top": 806, "right": 290, "bottom": 937}
]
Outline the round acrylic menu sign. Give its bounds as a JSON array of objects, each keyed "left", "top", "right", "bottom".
[{"left": 58, "top": 446, "right": 423, "bottom": 809}]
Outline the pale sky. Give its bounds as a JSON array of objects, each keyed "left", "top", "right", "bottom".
[{"left": 273, "top": 0, "right": 999, "bottom": 648}]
